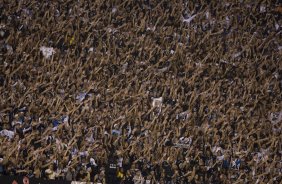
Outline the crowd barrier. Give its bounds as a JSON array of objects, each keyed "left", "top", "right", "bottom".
[{"left": 0, "top": 176, "right": 71, "bottom": 184}]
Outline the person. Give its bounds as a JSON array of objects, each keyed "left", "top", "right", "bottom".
[
  {"left": 75, "top": 168, "right": 88, "bottom": 182},
  {"left": 124, "top": 170, "right": 134, "bottom": 184},
  {"left": 105, "top": 156, "right": 118, "bottom": 183},
  {"left": 45, "top": 165, "right": 56, "bottom": 180},
  {"left": 116, "top": 167, "right": 125, "bottom": 183},
  {"left": 65, "top": 168, "right": 73, "bottom": 181},
  {"left": 0, "top": 155, "right": 4, "bottom": 176},
  {"left": 86, "top": 158, "right": 99, "bottom": 182}
]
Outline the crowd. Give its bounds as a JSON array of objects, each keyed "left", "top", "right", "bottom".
[{"left": 1, "top": 0, "right": 282, "bottom": 183}]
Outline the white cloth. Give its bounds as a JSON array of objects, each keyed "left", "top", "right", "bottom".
[
  {"left": 40, "top": 46, "right": 55, "bottom": 59},
  {"left": 0, "top": 129, "right": 15, "bottom": 139},
  {"left": 79, "top": 151, "right": 89, "bottom": 157},
  {"left": 118, "top": 157, "right": 123, "bottom": 168},
  {"left": 90, "top": 158, "right": 97, "bottom": 166},
  {"left": 217, "top": 155, "right": 224, "bottom": 161}
]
